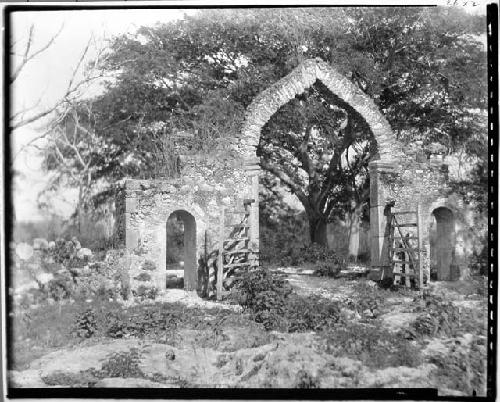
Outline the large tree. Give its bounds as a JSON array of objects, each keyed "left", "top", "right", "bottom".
[{"left": 43, "top": 7, "right": 487, "bottom": 246}]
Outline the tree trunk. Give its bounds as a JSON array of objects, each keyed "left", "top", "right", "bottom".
[
  {"left": 308, "top": 214, "right": 328, "bottom": 248},
  {"left": 347, "top": 206, "right": 362, "bottom": 261},
  {"left": 77, "top": 184, "right": 83, "bottom": 235}
]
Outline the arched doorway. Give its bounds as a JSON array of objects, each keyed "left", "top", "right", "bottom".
[
  {"left": 239, "top": 58, "right": 401, "bottom": 268},
  {"left": 166, "top": 210, "right": 197, "bottom": 291},
  {"left": 430, "top": 207, "right": 456, "bottom": 281}
]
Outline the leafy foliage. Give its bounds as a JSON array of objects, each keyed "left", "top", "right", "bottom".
[
  {"left": 404, "top": 293, "right": 461, "bottom": 339},
  {"left": 99, "top": 348, "right": 143, "bottom": 378},
  {"left": 279, "top": 242, "right": 347, "bottom": 269},
  {"left": 131, "top": 285, "right": 159, "bottom": 302},
  {"left": 42, "top": 8, "right": 487, "bottom": 242},
  {"left": 294, "top": 369, "right": 320, "bottom": 388},
  {"left": 326, "top": 322, "right": 423, "bottom": 369},
  {"left": 134, "top": 272, "right": 151, "bottom": 282},
  {"left": 428, "top": 339, "right": 486, "bottom": 395},
  {"left": 141, "top": 260, "right": 157, "bottom": 271},
  {"left": 231, "top": 267, "right": 342, "bottom": 331},
  {"left": 72, "top": 308, "right": 97, "bottom": 338}
]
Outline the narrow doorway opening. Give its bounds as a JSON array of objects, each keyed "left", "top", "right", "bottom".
[
  {"left": 166, "top": 210, "right": 197, "bottom": 290},
  {"left": 430, "top": 207, "right": 456, "bottom": 281}
]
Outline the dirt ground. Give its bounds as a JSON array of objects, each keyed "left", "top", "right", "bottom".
[{"left": 9, "top": 266, "right": 488, "bottom": 395}]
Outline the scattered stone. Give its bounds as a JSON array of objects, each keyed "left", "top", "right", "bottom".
[
  {"left": 77, "top": 248, "right": 92, "bottom": 259},
  {"left": 9, "top": 370, "right": 46, "bottom": 388},
  {"left": 16, "top": 243, "right": 33, "bottom": 261},
  {"left": 165, "top": 350, "right": 175, "bottom": 360},
  {"left": 35, "top": 272, "right": 53, "bottom": 285}
]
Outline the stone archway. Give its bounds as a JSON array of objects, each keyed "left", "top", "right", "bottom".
[
  {"left": 240, "top": 58, "right": 401, "bottom": 161},
  {"left": 239, "top": 58, "right": 401, "bottom": 269},
  {"left": 430, "top": 207, "right": 457, "bottom": 281},
  {"left": 166, "top": 210, "right": 197, "bottom": 291}
]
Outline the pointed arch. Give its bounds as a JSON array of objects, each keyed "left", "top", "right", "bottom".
[{"left": 240, "top": 58, "right": 400, "bottom": 161}]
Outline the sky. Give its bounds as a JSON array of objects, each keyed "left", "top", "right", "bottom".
[
  {"left": 8, "top": 3, "right": 490, "bottom": 223},
  {"left": 11, "top": 9, "right": 194, "bottom": 221}
]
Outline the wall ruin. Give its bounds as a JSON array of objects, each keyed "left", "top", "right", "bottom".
[{"left": 115, "top": 58, "right": 474, "bottom": 295}]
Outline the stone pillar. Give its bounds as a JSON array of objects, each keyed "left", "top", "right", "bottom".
[
  {"left": 245, "top": 157, "right": 260, "bottom": 266},
  {"left": 369, "top": 160, "right": 397, "bottom": 269},
  {"left": 124, "top": 183, "right": 139, "bottom": 251}
]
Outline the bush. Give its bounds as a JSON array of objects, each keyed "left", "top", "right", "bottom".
[
  {"left": 294, "top": 369, "right": 320, "bottom": 388},
  {"left": 429, "top": 340, "right": 486, "bottom": 395},
  {"left": 279, "top": 243, "right": 346, "bottom": 269},
  {"left": 46, "top": 272, "right": 74, "bottom": 301},
  {"left": 314, "top": 262, "right": 342, "bottom": 278},
  {"left": 134, "top": 272, "right": 151, "bottom": 282},
  {"left": 285, "top": 294, "right": 342, "bottom": 332},
  {"left": 72, "top": 308, "right": 97, "bottom": 338},
  {"left": 41, "top": 370, "right": 97, "bottom": 387},
  {"left": 232, "top": 268, "right": 292, "bottom": 312},
  {"left": 469, "top": 243, "right": 487, "bottom": 276},
  {"left": 231, "top": 267, "right": 342, "bottom": 332},
  {"left": 132, "top": 285, "right": 159, "bottom": 302},
  {"left": 404, "top": 293, "right": 461, "bottom": 339},
  {"left": 326, "top": 323, "right": 423, "bottom": 369},
  {"left": 99, "top": 348, "right": 143, "bottom": 378},
  {"left": 142, "top": 260, "right": 157, "bottom": 271}
]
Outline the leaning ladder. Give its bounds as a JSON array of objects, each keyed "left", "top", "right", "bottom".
[
  {"left": 388, "top": 204, "right": 425, "bottom": 289},
  {"left": 216, "top": 199, "right": 256, "bottom": 300}
]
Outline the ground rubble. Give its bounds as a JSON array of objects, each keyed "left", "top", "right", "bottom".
[{"left": 9, "top": 267, "right": 487, "bottom": 394}]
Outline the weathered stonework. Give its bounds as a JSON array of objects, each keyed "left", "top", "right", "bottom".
[
  {"left": 240, "top": 58, "right": 403, "bottom": 161},
  {"left": 115, "top": 149, "right": 259, "bottom": 296},
  {"left": 369, "top": 155, "right": 474, "bottom": 280},
  {"left": 116, "top": 58, "right": 474, "bottom": 291}
]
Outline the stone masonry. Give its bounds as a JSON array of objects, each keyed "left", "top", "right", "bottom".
[{"left": 116, "top": 58, "right": 471, "bottom": 294}]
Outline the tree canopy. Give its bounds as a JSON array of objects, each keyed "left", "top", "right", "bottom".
[{"left": 42, "top": 7, "right": 488, "bottom": 243}]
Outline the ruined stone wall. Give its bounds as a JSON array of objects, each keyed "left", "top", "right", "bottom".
[
  {"left": 370, "top": 154, "right": 476, "bottom": 280},
  {"left": 114, "top": 150, "right": 258, "bottom": 295}
]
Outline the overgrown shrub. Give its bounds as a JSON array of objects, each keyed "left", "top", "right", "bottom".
[
  {"left": 314, "top": 262, "right": 341, "bottom": 278},
  {"left": 232, "top": 268, "right": 292, "bottom": 312},
  {"left": 429, "top": 340, "right": 486, "bottom": 395},
  {"left": 142, "top": 260, "right": 157, "bottom": 271},
  {"left": 72, "top": 308, "right": 97, "bottom": 338},
  {"left": 279, "top": 243, "right": 346, "bottom": 269},
  {"left": 326, "top": 323, "right": 423, "bottom": 369},
  {"left": 132, "top": 285, "right": 159, "bottom": 302},
  {"left": 46, "top": 272, "right": 74, "bottom": 301},
  {"left": 99, "top": 348, "right": 143, "bottom": 378},
  {"left": 348, "top": 281, "right": 387, "bottom": 317},
  {"left": 294, "top": 369, "right": 320, "bottom": 388},
  {"left": 46, "top": 238, "right": 84, "bottom": 267},
  {"left": 468, "top": 238, "right": 487, "bottom": 276},
  {"left": 404, "top": 293, "right": 461, "bottom": 339},
  {"left": 285, "top": 294, "right": 342, "bottom": 332},
  {"left": 231, "top": 267, "right": 342, "bottom": 331},
  {"left": 134, "top": 272, "right": 151, "bottom": 282},
  {"left": 41, "top": 370, "right": 97, "bottom": 387}
]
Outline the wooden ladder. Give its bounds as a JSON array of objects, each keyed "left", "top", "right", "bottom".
[
  {"left": 388, "top": 204, "right": 425, "bottom": 289},
  {"left": 216, "top": 199, "right": 256, "bottom": 300}
]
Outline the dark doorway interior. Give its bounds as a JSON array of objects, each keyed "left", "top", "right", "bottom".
[
  {"left": 430, "top": 207, "right": 456, "bottom": 281},
  {"left": 166, "top": 210, "right": 197, "bottom": 290}
]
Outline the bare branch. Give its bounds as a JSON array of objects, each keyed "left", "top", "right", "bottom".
[{"left": 10, "top": 23, "right": 64, "bottom": 84}]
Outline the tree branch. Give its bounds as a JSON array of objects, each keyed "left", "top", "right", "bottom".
[
  {"left": 10, "top": 24, "right": 64, "bottom": 84},
  {"left": 259, "top": 159, "right": 309, "bottom": 208}
]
